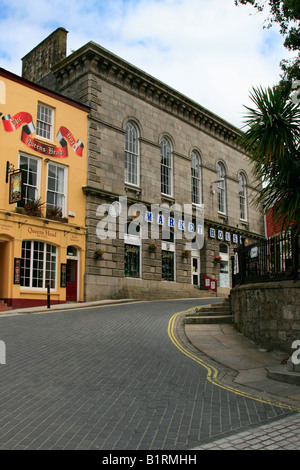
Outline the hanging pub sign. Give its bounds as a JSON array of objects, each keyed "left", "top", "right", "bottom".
[{"left": 9, "top": 170, "right": 23, "bottom": 204}]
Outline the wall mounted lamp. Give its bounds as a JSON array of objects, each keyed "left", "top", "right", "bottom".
[{"left": 210, "top": 178, "right": 224, "bottom": 195}]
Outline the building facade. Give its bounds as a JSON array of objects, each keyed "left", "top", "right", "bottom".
[
  {"left": 21, "top": 28, "right": 265, "bottom": 300},
  {"left": 0, "top": 66, "right": 89, "bottom": 308}
]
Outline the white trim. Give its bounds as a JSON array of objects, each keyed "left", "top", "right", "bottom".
[{"left": 46, "top": 161, "right": 68, "bottom": 217}]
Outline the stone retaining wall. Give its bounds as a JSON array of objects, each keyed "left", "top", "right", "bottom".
[{"left": 230, "top": 280, "right": 300, "bottom": 355}]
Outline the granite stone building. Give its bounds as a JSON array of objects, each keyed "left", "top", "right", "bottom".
[{"left": 21, "top": 28, "right": 264, "bottom": 300}]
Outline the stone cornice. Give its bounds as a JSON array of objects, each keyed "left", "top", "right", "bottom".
[{"left": 52, "top": 42, "right": 242, "bottom": 146}]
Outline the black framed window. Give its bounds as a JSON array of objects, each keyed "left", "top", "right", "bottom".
[
  {"left": 124, "top": 244, "right": 140, "bottom": 278},
  {"left": 162, "top": 250, "right": 174, "bottom": 281}
]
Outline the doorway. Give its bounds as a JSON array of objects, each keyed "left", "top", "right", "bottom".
[
  {"left": 66, "top": 246, "right": 78, "bottom": 302},
  {"left": 0, "top": 240, "right": 10, "bottom": 300},
  {"left": 219, "top": 243, "right": 229, "bottom": 288},
  {"left": 191, "top": 252, "right": 200, "bottom": 288}
]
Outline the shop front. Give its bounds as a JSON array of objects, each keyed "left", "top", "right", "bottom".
[{"left": 0, "top": 210, "right": 86, "bottom": 309}]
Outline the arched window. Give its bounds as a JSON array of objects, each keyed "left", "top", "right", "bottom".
[
  {"left": 161, "top": 137, "right": 173, "bottom": 196},
  {"left": 238, "top": 173, "right": 247, "bottom": 220},
  {"left": 216, "top": 162, "right": 226, "bottom": 214},
  {"left": 125, "top": 121, "right": 139, "bottom": 186},
  {"left": 191, "top": 151, "right": 202, "bottom": 204}
]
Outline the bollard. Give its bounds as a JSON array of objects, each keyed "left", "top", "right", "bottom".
[{"left": 47, "top": 283, "right": 50, "bottom": 309}]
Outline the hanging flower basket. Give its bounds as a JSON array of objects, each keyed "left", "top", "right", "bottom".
[
  {"left": 149, "top": 242, "right": 157, "bottom": 252},
  {"left": 182, "top": 250, "right": 191, "bottom": 259},
  {"left": 214, "top": 255, "right": 222, "bottom": 264},
  {"left": 94, "top": 248, "right": 104, "bottom": 260}
]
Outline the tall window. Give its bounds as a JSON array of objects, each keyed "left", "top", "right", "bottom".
[
  {"left": 162, "top": 230, "right": 175, "bottom": 282},
  {"left": 36, "top": 103, "right": 54, "bottom": 141},
  {"left": 161, "top": 137, "right": 173, "bottom": 196},
  {"left": 20, "top": 241, "right": 57, "bottom": 289},
  {"left": 124, "top": 221, "right": 141, "bottom": 278},
  {"left": 238, "top": 173, "right": 247, "bottom": 220},
  {"left": 46, "top": 163, "right": 67, "bottom": 216},
  {"left": 216, "top": 162, "right": 226, "bottom": 214},
  {"left": 191, "top": 151, "right": 201, "bottom": 204},
  {"left": 19, "top": 154, "right": 40, "bottom": 203},
  {"left": 125, "top": 121, "right": 139, "bottom": 186}
]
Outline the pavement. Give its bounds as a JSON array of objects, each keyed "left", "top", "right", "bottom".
[{"left": 185, "top": 322, "right": 300, "bottom": 409}]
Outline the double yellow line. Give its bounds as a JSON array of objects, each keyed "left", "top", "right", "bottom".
[{"left": 168, "top": 309, "right": 300, "bottom": 413}]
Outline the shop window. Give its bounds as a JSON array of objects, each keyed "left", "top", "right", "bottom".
[
  {"left": 162, "top": 250, "right": 175, "bottom": 281},
  {"left": 161, "top": 137, "right": 173, "bottom": 196},
  {"left": 36, "top": 103, "right": 54, "bottom": 141},
  {"left": 191, "top": 151, "right": 202, "bottom": 205},
  {"left": 20, "top": 241, "right": 57, "bottom": 289},
  {"left": 125, "top": 121, "right": 139, "bottom": 186},
  {"left": 124, "top": 220, "right": 141, "bottom": 278},
  {"left": 46, "top": 162, "right": 67, "bottom": 216},
  {"left": 124, "top": 244, "right": 140, "bottom": 278},
  {"left": 19, "top": 154, "right": 40, "bottom": 204}
]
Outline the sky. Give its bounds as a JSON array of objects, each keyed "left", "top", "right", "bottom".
[{"left": 0, "top": 0, "right": 296, "bottom": 129}]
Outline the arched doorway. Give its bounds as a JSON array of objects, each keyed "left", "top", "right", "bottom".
[
  {"left": 66, "top": 246, "right": 79, "bottom": 302},
  {"left": 0, "top": 238, "right": 12, "bottom": 301}
]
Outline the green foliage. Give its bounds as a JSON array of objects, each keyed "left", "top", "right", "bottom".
[{"left": 236, "top": 85, "right": 300, "bottom": 233}]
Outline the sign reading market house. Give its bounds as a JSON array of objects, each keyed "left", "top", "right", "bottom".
[{"left": 1, "top": 111, "right": 84, "bottom": 158}]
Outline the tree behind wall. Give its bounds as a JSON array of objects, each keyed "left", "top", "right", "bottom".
[{"left": 236, "top": 85, "right": 300, "bottom": 234}]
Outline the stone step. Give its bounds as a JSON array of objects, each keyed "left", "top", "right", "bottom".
[
  {"left": 267, "top": 365, "right": 300, "bottom": 386},
  {"left": 185, "top": 315, "right": 233, "bottom": 324},
  {"left": 193, "top": 305, "right": 231, "bottom": 315}
]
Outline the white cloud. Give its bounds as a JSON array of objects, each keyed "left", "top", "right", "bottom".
[{"left": 0, "top": 0, "right": 296, "bottom": 128}]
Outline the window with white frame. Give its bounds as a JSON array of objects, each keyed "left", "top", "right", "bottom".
[
  {"left": 191, "top": 151, "right": 202, "bottom": 205},
  {"left": 216, "top": 162, "right": 226, "bottom": 214},
  {"left": 124, "top": 221, "right": 141, "bottom": 278},
  {"left": 19, "top": 154, "right": 40, "bottom": 203},
  {"left": 36, "top": 103, "right": 54, "bottom": 141},
  {"left": 20, "top": 241, "right": 57, "bottom": 289},
  {"left": 238, "top": 173, "right": 247, "bottom": 220},
  {"left": 125, "top": 121, "right": 139, "bottom": 186},
  {"left": 46, "top": 163, "right": 67, "bottom": 216},
  {"left": 161, "top": 137, "right": 173, "bottom": 196},
  {"left": 161, "top": 229, "right": 175, "bottom": 282}
]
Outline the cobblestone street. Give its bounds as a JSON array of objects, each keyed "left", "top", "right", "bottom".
[{"left": 0, "top": 300, "right": 298, "bottom": 450}]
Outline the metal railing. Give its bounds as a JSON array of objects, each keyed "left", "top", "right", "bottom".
[{"left": 232, "top": 230, "right": 299, "bottom": 287}]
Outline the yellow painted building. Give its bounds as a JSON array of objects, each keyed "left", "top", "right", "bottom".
[{"left": 0, "top": 68, "right": 89, "bottom": 309}]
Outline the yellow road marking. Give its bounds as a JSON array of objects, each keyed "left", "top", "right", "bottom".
[{"left": 168, "top": 309, "right": 300, "bottom": 413}]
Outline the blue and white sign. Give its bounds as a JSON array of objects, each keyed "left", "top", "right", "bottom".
[{"left": 217, "top": 230, "right": 223, "bottom": 240}]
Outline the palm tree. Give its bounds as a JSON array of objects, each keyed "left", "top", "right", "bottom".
[{"left": 236, "top": 85, "right": 300, "bottom": 234}]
